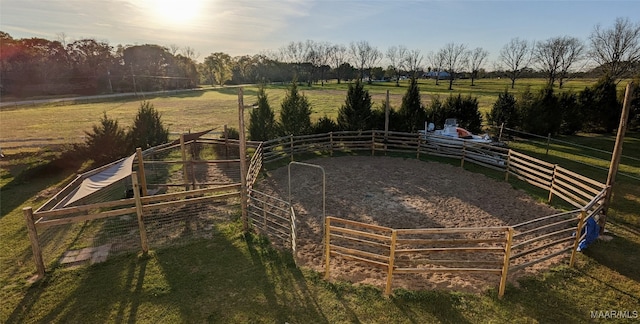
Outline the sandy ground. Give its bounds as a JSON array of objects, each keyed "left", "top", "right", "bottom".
[{"left": 257, "top": 156, "right": 568, "bottom": 293}]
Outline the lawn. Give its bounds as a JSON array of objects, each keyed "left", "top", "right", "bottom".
[
  {"left": 1, "top": 77, "right": 639, "bottom": 323},
  {"left": 0, "top": 77, "right": 614, "bottom": 150}
]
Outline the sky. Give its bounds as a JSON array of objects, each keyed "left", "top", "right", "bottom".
[{"left": 1, "top": 0, "right": 639, "bottom": 67}]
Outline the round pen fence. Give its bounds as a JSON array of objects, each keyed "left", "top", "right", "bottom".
[
  {"left": 23, "top": 129, "right": 607, "bottom": 300},
  {"left": 250, "top": 130, "right": 607, "bottom": 299}
]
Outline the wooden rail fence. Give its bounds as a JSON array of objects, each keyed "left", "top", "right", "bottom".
[
  {"left": 255, "top": 130, "right": 608, "bottom": 298},
  {"left": 324, "top": 216, "right": 513, "bottom": 297},
  {"left": 23, "top": 129, "right": 609, "bottom": 300}
]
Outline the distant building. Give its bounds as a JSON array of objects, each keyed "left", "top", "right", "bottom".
[{"left": 423, "top": 71, "right": 450, "bottom": 79}]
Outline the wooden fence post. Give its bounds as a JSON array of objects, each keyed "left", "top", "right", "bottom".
[
  {"left": 545, "top": 133, "right": 552, "bottom": 155},
  {"left": 324, "top": 217, "right": 331, "bottom": 280},
  {"left": 180, "top": 134, "right": 189, "bottom": 191},
  {"left": 131, "top": 172, "right": 149, "bottom": 254},
  {"left": 136, "top": 147, "right": 148, "bottom": 196},
  {"left": 505, "top": 150, "right": 512, "bottom": 181},
  {"left": 290, "top": 134, "right": 294, "bottom": 162},
  {"left": 238, "top": 89, "right": 249, "bottom": 232},
  {"left": 498, "top": 123, "right": 504, "bottom": 142},
  {"left": 499, "top": 227, "right": 514, "bottom": 299},
  {"left": 223, "top": 124, "right": 229, "bottom": 158},
  {"left": 603, "top": 82, "right": 635, "bottom": 234},
  {"left": 385, "top": 90, "right": 390, "bottom": 156},
  {"left": 263, "top": 200, "right": 267, "bottom": 233},
  {"left": 385, "top": 230, "right": 398, "bottom": 296},
  {"left": 460, "top": 140, "right": 467, "bottom": 168},
  {"left": 416, "top": 134, "right": 421, "bottom": 160},
  {"left": 290, "top": 207, "right": 297, "bottom": 265},
  {"left": 548, "top": 164, "right": 558, "bottom": 203},
  {"left": 569, "top": 209, "right": 587, "bottom": 267},
  {"left": 329, "top": 132, "right": 334, "bottom": 157},
  {"left": 371, "top": 130, "right": 375, "bottom": 156},
  {"left": 23, "top": 207, "right": 45, "bottom": 278}
]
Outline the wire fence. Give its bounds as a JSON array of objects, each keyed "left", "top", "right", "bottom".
[
  {"left": 490, "top": 126, "right": 640, "bottom": 182},
  {"left": 24, "top": 138, "right": 245, "bottom": 275}
]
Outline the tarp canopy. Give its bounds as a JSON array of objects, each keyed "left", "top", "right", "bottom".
[
  {"left": 170, "top": 129, "right": 215, "bottom": 145},
  {"left": 59, "top": 154, "right": 136, "bottom": 208}
]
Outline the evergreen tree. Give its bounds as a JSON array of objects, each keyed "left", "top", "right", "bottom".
[
  {"left": 337, "top": 80, "right": 373, "bottom": 130},
  {"left": 425, "top": 96, "right": 446, "bottom": 129},
  {"left": 279, "top": 81, "right": 313, "bottom": 135},
  {"left": 248, "top": 85, "right": 277, "bottom": 141},
  {"left": 84, "top": 112, "right": 129, "bottom": 165},
  {"left": 519, "top": 87, "right": 561, "bottom": 135},
  {"left": 630, "top": 76, "right": 640, "bottom": 130},
  {"left": 129, "top": 101, "right": 169, "bottom": 151},
  {"left": 444, "top": 94, "right": 483, "bottom": 133},
  {"left": 558, "top": 92, "right": 582, "bottom": 135},
  {"left": 313, "top": 115, "right": 340, "bottom": 133},
  {"left": 580, "top": 76, "right": 621, "bottom": 133},
  {"left": 398, "top": 77, "right": 425, "bottom": 132},
  {"left": 487, "top": 89, "right": 519, "bottom": 128}
]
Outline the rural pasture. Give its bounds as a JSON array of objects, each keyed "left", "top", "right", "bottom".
[{"left": 1, "top": 78, "right": 639, "bottom": 323}]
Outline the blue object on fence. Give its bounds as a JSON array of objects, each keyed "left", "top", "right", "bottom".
[{"left": 577, "top": 217, "right": 600, "bottom": 252}]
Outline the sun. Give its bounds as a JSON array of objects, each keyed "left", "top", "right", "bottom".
[{"left": 150, "top": 0, "right": 203, "bottom": 25}]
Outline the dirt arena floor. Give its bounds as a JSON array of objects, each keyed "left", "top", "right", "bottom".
[{"left": 257, "top": 156, "right": 567, "bottom": 293}]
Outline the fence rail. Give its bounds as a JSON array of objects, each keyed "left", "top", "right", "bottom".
[
  {"left": 23, "top": 129, "right": 609, "bottom": 299},
  {"left": 324, "top": 216, "right": 512, "bottom": 296},
  {"left": 256, "top": 130, "right": 607, "bottom": 298}
]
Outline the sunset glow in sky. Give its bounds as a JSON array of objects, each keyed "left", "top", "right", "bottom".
[{"left": 1, "top": 0, "right": 639, "bottom": 65}]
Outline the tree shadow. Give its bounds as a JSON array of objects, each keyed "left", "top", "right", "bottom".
[
  {"left": 154, "top": 230, "right": 328, "bottom": 323},
  {"left": 1, "top": 157, "right": 77, "bottom": 219},
  {"left": 391, "top": 290, "right": 473, "bottom": 324},
  {"left": 4, "top": 253, "right": 145, "bottom": 324},
  {"left": 582, "top": 229, "right": 640, "bottom": 284},
  {"left": 499, "top": 271, "right": 589, "bottom": 324}
]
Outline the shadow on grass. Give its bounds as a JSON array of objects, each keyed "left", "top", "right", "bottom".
[
  {"left": 5, "top": 252, "right": 143, "bottom": 324},
  {"left": 500, "top": 269, "right": 588, "bottom": 324},
  {"left": 0, "top": 161, "right": 76, "bottom": 219},
  {"left": 391, "top": 290, "right": 472, "bottom": 324},
  {"left": 151, "top": 229, "right": 328, "bottom": 323},
  {"left": 583, "top": 230, "right": 640, "bottom": 285}
]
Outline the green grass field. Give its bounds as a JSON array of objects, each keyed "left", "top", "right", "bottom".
[
  {"left": 0, "top": 78, "right": 611, "bottom": 149},
  {"left": 1, "top": 78, "right": 639, "bottom": 323}
]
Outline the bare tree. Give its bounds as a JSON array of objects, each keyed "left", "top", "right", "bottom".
[
  {"left": 468, "top": 47, "right": 489, "bottom": 86},
  {"left": 181, "top": 46, "right": 199, "bottom": 60},
  {"left": 56, "top": 32, "right": 69, "bottom": 47},
  {"left": 426, "top": 51, "right": 446, "bottom": 85},
  {"left": 387, "top": 45, "right": 407, "bottom": 86},
  {"left": 440, "top": 43, "right": 469, "bottom": 90},
  {"left": 316, "top": 41, "right": 332, "bottom": 86},
  {"left": 329, "top": 44, "right": 348, "bottom": 84},
  {"left": 499, "top": 38, "right": 533, "bottom": 89},
  {"left": 589, "top": 17, "right": 640, "bottom": 80},
  {"left": 365, "top": 47, "right": 383, "bottom": 83},
  {"left": 534, "top": 38, "right": 563, "bottom": 87},
  {"left": 280, "top": 40, "right": 311, "bottom": 82},
  {"left": 168, "top": 44, "right": 180, "bottom": 56},
  {"left": 349, "top": 40, "right": 380, "bottom": 82},
  {"left": 534, "top": 36, "right": 585, "bottom": 88},
  {"left": 404, "top": 49, "right": 423, "bottom": 79},
  {"left": 305, "top": 40, "right": 332, "bottom": 86},
  {"left": 558, "top": 37, "right": 584, "bottom": 88}
]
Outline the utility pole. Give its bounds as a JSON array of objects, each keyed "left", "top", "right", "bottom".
[
  {"left": 107, "top": 70, "right": 113, "bottom": 93},
  {"left": 602, "top": 82, "right": 635, "bottom": 234}
]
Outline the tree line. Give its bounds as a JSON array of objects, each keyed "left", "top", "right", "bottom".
[
  {"left": 247, "top": 73, "right": 639, "bottom": 144},
  {"left": 1, "top": 17, "right": 638, "bottom": 98}
]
